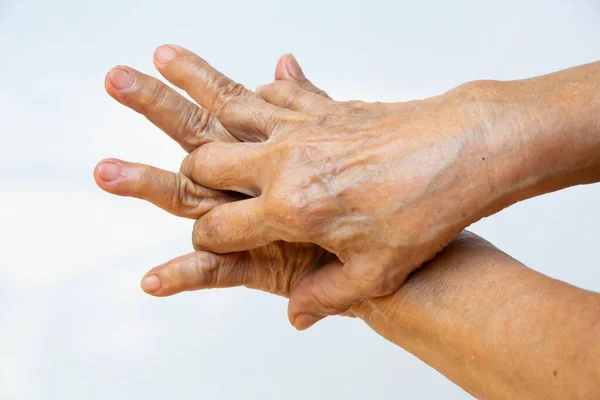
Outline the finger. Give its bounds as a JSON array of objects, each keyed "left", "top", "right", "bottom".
[
  {"left": 217, "top": 96, "right": 315, "bottom": 141},
  {"left": 105, "top": 66, "right": 237, "bottom": 152},
  {"left": 192, "top": 197, "right": 277, "bottom": 253},
  {"left": 180, "top": 142, "right": 266, "bottom": 195},
  {"left": 94, "top": 158, "right": 238, "bottom": 219},
  {"left": 153, "top": 45, "right": 255, "bottom": 112},
  {"left": 256, "top": 80, "right": 333, "bottom": 112},
  {"left": 287, "top": 259, "right": 409, "bottom": 330},
  {"left": 140, "top": 251, "right": 250, "bottom": 296},
  {"left": 273, "top": 54, "right": 331, "bottom": 99},
  {"left": 142, "top": 244, "right": 330, "bottom": 298}
]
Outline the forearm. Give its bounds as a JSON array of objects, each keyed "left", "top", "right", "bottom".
[
  {"left": 352, "top": 232, "right": 600, "bottom": 399},
  {"left": 472, "top": 61, "right": 600, "bottom": 219}
]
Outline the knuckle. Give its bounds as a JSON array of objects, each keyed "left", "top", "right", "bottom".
[
  {"left": 192, "top": 214, "right": 222, "bottom": 251},
  {"left": 176, "top": 106, "right": 211, "bottom": 148},
  {"left": 340, "top": 100, "right": 366, "bottom": 114},
  {"left": 262, "top": 191, "right": 287, "bottom": 220},
  {"left": 267, "top": 81, "right": 306, "bottom": 108},
  {"left": 264, "top": 187, "right": 319, "bottom": 237},
  {"left": 172, "top": 173, "right": 202, "bottom": 215},
  {"left": 192, "top": 252, "right": 221, "bottom": 288},
  {"left": 211, "top": 76, "right": 247, "bottom": 106},
  {"left": 314, "top": 113, "right": 335, "bottom": 126},
  {"left": 215, "top": 95, "right": 245, "bottom": 121},
  {"left": 143, "top": 82, "right": 168, "bottom": 111},
  {"left": 268, "top": 80, "right": 290, "bottom": 94},
  {"left": 171, "top": 172, "right": 185, "bottom": 214},
  {"left": 188, "top": 111, "right": 218, "bottom": 147},
  {"left": 284, "top": 89, "right": 307, "bottom": 109}
]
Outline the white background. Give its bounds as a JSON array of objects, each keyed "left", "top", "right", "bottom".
[{"left": 1, "top": 0, "right": 599, "bottom": 399}]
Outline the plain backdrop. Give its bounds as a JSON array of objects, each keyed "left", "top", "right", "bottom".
[{"left": 1, "top": 0, "right": 600, "bottom": 399}]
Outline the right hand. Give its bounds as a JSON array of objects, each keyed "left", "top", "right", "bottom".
[
  {"left": 174, "top": 48, "right": 509, "bottom": 329},
  {"left": 95, "top": 46, "right": 346, "bottom": 323}
]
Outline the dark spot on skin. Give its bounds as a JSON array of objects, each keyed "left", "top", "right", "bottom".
[
  {"left": 553, "top": 370, "right": 558, "bottom": 377},
  {"left": 481, "top": 157, "right": 486, "bottom": 161}
]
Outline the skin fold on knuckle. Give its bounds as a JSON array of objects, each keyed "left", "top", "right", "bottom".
[
  {"left": 188, "top": 251, "right": 221, "bottom": 289},
  {"left": 215, "top": 96, "right": 256, "bottom": 133},
  {"left": 211, "top": 76, "right": 248, "bottom": 107},
  {"left": 144, "top": 82, "right": 169, "bottom": 113},
  {"left": 262, "top": 188, "right": 311, "bottom": 240},
  {"left": 180, "top": 106, "right": 212, "bottom": 149},
  {"left": 283, "top": 87, "right": 309, "bottom": 110},
  {"left": 171, "top": 173, "right": 211, "bottom": 217},
  {"left": 215, "top": 96, "right": 241, "bottom": 119},
  {"left": 192, "top": 214, "right": 222, "bottom": 252}
]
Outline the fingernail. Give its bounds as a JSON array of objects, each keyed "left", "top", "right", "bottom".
[
  {"left": 286, "top": 54, "right": 306, "bottom": 81},
  {"left": 154, "top": 46, "right": 177, "bottom": 64},
  {"left": 141, "top": 274, "right": 161, "bottom": 293},
  {"left": 293, "top": 314, "right": 323, "bottom": 331},
  {"left": 255, "top": 84, "right": 268, "bottom": 95},
  {"left": 97, "top": 162, "right": 123, "bottom": 183},
  {"left": 109, "top": 68, "right": 134, "bottom": 90}
]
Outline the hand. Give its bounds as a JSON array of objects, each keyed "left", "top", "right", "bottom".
[
  {"left": 95, "top": 45, "right": 443, "bottom": 329},
  {"left": 96, "top": 158, "right": 333, "bottom": 299},
  {"left": 97, "top": 46, "right": 324, "bottom": 214},
  {"left": 94, "top": 45, "right": 337, "bottom": 308},
  {"left": 177, "top": 55, "right": 512, "bottom": 328}
]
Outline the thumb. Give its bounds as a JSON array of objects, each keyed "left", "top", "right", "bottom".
[
  {"left": 288, "top": 259, "right": 409, "bottom": 331},
  {"left": 287, "top": 259, "right": 360, "bottom": 330}
]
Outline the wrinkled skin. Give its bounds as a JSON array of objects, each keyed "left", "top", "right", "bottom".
[
  {"left": 93, "top": 46, "right": 600, "bottom": 399},
  {"left": 96, "top": 45, "right": 600, "bottom": 333},
  {"left": 96, "top": 45, "right": 510, "bottom": 329},
  {"left": 95, "top": 48, "right": 346, "bottom": 315},
  {"left": 174, "top": 51, "right": 507, "bottom": 328}
]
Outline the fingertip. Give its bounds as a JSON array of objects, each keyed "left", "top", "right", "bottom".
[
  {"left": 141, "top": 274, "right": 162, "bottom": 294},
  {"left": 94, "top": 159, "right": 125, "bottom": 186},
  {"left": 284, "top": 53, "right": 306, "bottom": 81},
  {"left": 291, "top": 313, "right": 324, "bottom": 331},
  {"left": 106, "top": 66, "right": 135, "bottom": 92},
  {"left": 274, "top": 54, "right": 291, "bottom": 81},
  {"left": 154, "top": 44, "right": 178, "bottom": 65}
]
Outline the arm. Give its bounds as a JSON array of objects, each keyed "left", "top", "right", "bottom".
[
  {"left": 99, "top": 44, "right": 600, "bottom": 330},
  {"left": 171, "top": 49, "right": 600, "bottom": 327},
  {"left": 96, "top": 48, "right": 600, "bottom": 398},
  {"left": 353, "top": 232, "right": 600, "bottom": 400},
  {"left": 466, "top": 61, "right": 600, "bottom": 220}
]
